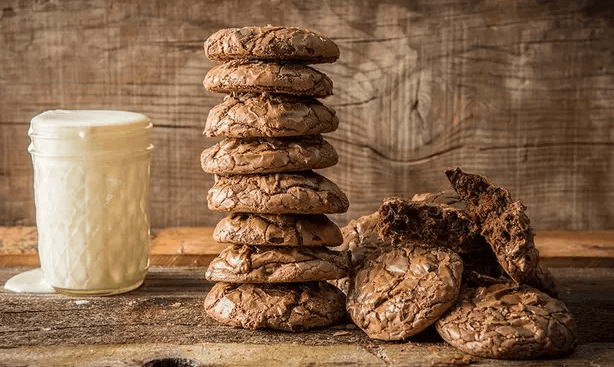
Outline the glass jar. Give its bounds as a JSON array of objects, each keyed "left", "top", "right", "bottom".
[{"left": 28, "top": 110, "right": 153, "bottom": 296}]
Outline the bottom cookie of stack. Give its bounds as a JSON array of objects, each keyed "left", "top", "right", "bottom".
[{"left": 204, "top": 281, "right": 346, "bottom": 331}]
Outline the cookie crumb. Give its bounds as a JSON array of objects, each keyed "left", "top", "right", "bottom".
[{"left": 333, "top": 331, "right": 350, "bottom": 336}]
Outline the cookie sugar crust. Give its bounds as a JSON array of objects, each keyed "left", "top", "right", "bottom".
[{"left": 205, "top": 25, "right": 340, "bottom": 63}]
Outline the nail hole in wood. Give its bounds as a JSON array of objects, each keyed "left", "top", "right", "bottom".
[{"left": 142, "top": 357, "right": 199, "bottom": 367}]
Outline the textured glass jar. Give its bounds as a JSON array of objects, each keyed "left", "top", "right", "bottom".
[{"left": 28, "top": 110, "right": 153, "bottom": 296}]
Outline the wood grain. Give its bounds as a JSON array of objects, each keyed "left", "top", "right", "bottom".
[
  {"left": 1, "top": 343, "right": 613, "bottom": 367},
  {"left": 2, "top": 226, "right": 614, "bottom": 268},
  {"left": 1, "top": 266, "right": 613, "bottom": 366},
  {"left": 1, "top": 0, "right": 614, "bottom": 230}
]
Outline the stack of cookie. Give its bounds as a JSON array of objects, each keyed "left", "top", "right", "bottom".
[{"left": 200, "top": 26, "right": 351, "bottom": 331}]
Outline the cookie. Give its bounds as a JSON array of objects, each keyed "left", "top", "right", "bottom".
[
  {"left": 445, "top": 167, "right": 540, "bottom": 284},
  {"left": 411, "top": 189, "right": 467, "bottom": 210},
  {"left": 213, "top": 213, "right": 343, "bottom": 247},
  {"left": 436, "top": 283, "right": 577, "bottom": 359},
  {"left": 207, "top": 171, "right": 349, "bottom": 214},
  {"left": 201, "top": 135, "right": 338, "bottom": 174},
  {"left": 463, "top": 263, "right": 558, "bottom": 299},
  {"left": 204, "top": 93, "right": 339, "bottom": 138},
  {"left": 346, "top": 245, "right": 463, "bottom": 340},
  {"left": 205, "top": 244, "right": 351, "bottom": 283},
  {"left": 204, "top": 25, "right": 340, "bottom": 63},
  {"left": 204, "top": 281, "right": 346, "bottom": 331},
  {"left": 329, "top": 212, "right": 389, "bottom": 294},
  {"left": 338, "top": 212, "right": 390, "bottom": 266},
  {"left": 204, "top": 60, "right": 333, "bottom": 97},
  {"left": 377, "top": 197, "right": 489, "bottom": 255},
  {"left": 525, "top": 264, "right": 559, "bottom": 298}
]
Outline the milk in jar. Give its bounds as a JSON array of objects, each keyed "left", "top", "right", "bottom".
[{"left": 28, "top": 110, "right": 153, "bottom": 296}]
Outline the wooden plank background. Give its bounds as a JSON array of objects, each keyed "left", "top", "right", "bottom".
[{"left": 1, "top": 0, "right": 613, "bottom": 230}]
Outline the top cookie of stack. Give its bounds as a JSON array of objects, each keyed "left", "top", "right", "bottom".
[{"left": 205, "top": 25, "right": 339, "bottom": 63}]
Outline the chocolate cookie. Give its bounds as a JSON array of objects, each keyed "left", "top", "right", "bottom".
[
  {"left": 204, "top": 60, "right": 333, "bottom": 97},
  {"left": 410, "top": 190, "right": 505, "bottom": 278},
  {"left": 205, "top": 244, "right": 350, "bottom": 283},
  {"left": 204, "top": 281, "right": 346, "bottom": 331},
  {"left": 213, "top": 213, "right": 343, "bottom": 247},
  {"left": 445, "top": 167, "right": 540, "bottom": 284},
  {"left": 436, "top": 284, "right": 577, "bottom": 359},
  {"left": 207, "top": 171, "right": 349, "bottom": 214},
  {"left": 201, "top": 135, "right": 338, "bottom": 174},
  {"left": 204, "top": 93, "right": 339, "bottom": 138},
  {"left": 377, "top": 197, "right": 489, "bottom": 255},
  {"left": 411, "top": 189, "right": 467, "bottom": 209},
  {"left": 204, "top": 25, "right": 340, "bottom": 63},
  {"left": 329, "top": 212, "right": 389, "bottom": 294},
  {"left": 525, "top": 264, "right": 559, "bottom": 298},
  {"left": 463, "top": 264, "right": 558, "bottom": 299},
  {"left": 346, "top": 245, "right": 463, "bottom": 340}
]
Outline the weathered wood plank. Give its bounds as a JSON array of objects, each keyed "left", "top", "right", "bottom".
[
  {"left": 2, "top": 0, "right": 614, "bottom": 231},
  {"left": 1, "top": 342, "right": 613, "bottom": 367},
  {"left": 0, "top": 266, "right": 612, "bottom": 366},
  {"left": 2, "top": 227, "right": 614, "bottom": 267}
]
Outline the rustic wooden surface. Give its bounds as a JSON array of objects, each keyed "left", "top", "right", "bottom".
[
  {"left": 2, "top": 227, "right": 614, "bottom": 268},
  {"left": 1, "top": 0, "right": 614, "bottom": 231},
  {"left": 1, "top": 266, "right": 613, "bottom": 366}
]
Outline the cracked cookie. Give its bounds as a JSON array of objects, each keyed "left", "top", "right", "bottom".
[
  {"left": 329, "top": 211, "right": 389, "bottom": 294},
  {"left": 525, "top": 264, "right": 559, "bottom": 298},
  {"left": 377, "top": 196, "right": 489, "bottom": 255},
  {"left": 207, "top": 171, "right": 349, "bottom": 214},
  {"left": 213, "top": 213, "right": 343, "bottom": 247},
  {"left": 436, "top": 283, "right": 577, "bottom": 359},
  {"left": 204, "top": 281, "right": 346, "bottom": 331},
  {"left": 462, "top": 263, "right": 558, "bottom": 299},
  {"left": 204, "top": 25, "right": 340, "bottom": 63},
  {"left": 204, "top": 60, "right": 333, "bottom": 97},
  {"left": 204, "top": 92, "right": 339, "bottom": 138},
  {"left": 411, "top": 189, "right": 467, "bottom": 208},
  {"left": 346, "top": 245, "right": 463, "bottom": 340},
  {"left": 336, "top": 212, "right": 388, "bottom": 267},
  {"left": 205, "top": 244, "right": 350, "bottom": 283},
  {"left": 445, "top": 167, "right": 540, "bottom": 284},
  {"left": 411, "top": 190, "right": 506, "bottom": 278},
  {"left": 201, "top": 135, "right": 338, "bottom": 174}
]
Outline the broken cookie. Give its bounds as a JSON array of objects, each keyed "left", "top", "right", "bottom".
[
  {"left": 377, "top": 197, "right": 489, "bottom": 255},
  {"left": 445, "top": 167, "right": 540, "bottom": 284}
]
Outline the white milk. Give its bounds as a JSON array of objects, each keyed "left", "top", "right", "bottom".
[{"left": 26, "top": 110, "right": 153, "bottom": 296}]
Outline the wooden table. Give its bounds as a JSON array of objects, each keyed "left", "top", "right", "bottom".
[{"left": 1, "top": 228, "right": 614, "bottom": 366}]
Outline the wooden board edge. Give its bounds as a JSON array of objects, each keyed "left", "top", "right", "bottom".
[{"left": 2, "top": 227, "right": 614, "bottom": 268}]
